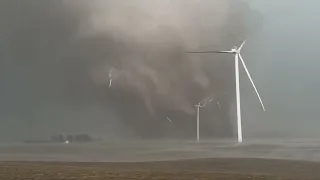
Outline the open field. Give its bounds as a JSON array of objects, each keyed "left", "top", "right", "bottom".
[
  {"left": 1, "top": 139, "right": 320, "bottom": 179},
  {"left": 2, "top": 139, "right": 320, "bottom": 162},
  {"left": 1, "top": 158, "right": 320, "bottom": 180}
]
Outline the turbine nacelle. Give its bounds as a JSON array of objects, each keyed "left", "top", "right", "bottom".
[{"left": 231, "top": 46, "right": 238, "bottom": 53}]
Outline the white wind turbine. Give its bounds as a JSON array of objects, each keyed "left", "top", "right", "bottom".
[
  {"left": 189, "top": 38, "right": 265, "bottom": 143},
  {"left": 195, "top": 98, "right": 212, "bottom": 142}
]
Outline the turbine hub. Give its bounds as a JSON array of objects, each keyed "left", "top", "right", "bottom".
[{"left": 231, "top": 46, "right": 238, "bottom": 53}]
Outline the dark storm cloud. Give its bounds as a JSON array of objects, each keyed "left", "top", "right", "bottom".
[{"left": 0, "top": 0, "right": 257, "bottom": 140}]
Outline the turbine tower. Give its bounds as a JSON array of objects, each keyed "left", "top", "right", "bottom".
[
  {"left": 189, "top": 39, "right": 265, "bottom": 143},
  {"left": 195, "top": 98, "right": 212, "bottom": 142}
]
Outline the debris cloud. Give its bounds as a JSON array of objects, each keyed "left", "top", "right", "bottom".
[{"left": 0, "top": 0, "right": 257, "bottom": 140}]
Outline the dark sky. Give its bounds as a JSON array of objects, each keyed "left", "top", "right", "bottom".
[{"left": 0, "top": 0, "right": 246, "bottom": 141}]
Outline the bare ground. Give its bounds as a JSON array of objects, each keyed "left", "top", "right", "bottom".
[{"left": 1, "top": 158, "right": 320, "bottom": 180}]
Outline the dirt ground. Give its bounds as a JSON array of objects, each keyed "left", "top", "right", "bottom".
[{"left": 1, "top": 158, "right": 320, "bottom": 180}]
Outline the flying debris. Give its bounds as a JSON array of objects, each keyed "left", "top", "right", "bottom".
[
  {"left": 108, "top": 69, "right": 112, "bottom": 88},
  {"left": 109, "top": 79, "right": 112, "bottom": 88},
  {"left": 216, "top": 101, "right": 221, "bottom": 111},
  {"left": 166, "top": 117, "right": 172, "bottom": 123}
]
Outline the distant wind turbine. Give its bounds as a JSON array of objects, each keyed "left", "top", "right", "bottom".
[
  {"left": 188, "top": 38, "right": 265, "bottom": 143},
  {"left": 195, "top": 98, "right": 213, "bottom": 142}
]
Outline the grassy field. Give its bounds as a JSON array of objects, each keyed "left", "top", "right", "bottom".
[{"left": 1, "top": 158, "right": 320, "bottom": 180}]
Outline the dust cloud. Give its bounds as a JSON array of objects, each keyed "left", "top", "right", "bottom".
[{"left": 0, "top": 0, "right": 258, "bottom": 141}]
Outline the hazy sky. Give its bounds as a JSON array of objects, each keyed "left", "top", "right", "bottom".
[{"left": 242, "top": 0, "right": 320, "bottom": 137}]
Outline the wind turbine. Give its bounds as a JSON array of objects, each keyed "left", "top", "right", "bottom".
[
  {"left": 189, "top": 38, "right": 265, "bottom": 143},
  {"left": 195, "top": 98, "right": 212, "bottom": 142}
]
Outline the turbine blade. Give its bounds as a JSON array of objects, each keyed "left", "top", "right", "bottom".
[
  {"left": 238, "top": 14, "right": 264, "bottom": 52},
  {"left": 238, "top": 38, "right": 248, "bottom": 51},
  {"left": 238, "top": 53, "right": 265, "bottom": 111},
  {"left": 187, "top": 50, "right": 233, "bottom": 54}
]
